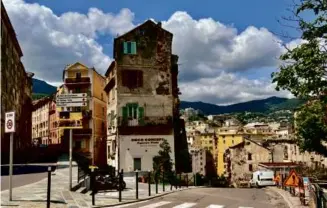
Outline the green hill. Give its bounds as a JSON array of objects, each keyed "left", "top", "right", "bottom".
[{"left": 180, "top": 96, "right": 305, "bottom": 115}]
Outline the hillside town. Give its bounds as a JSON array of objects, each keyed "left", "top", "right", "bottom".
[{"left": 1, "top": 0, "right": 327, "bottom": 207}]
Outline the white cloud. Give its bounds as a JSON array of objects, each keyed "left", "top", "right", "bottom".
[
  {"left": 162, "top": 11, "right": 286, "bottom": 81},
  {"left": 179, "top": 72, "right": 294, "bottom": 105},
  {"left": 3, "top": 1, "right": 299, "bottom": 104},
  {"left": 3, "top": 0, "right": 135, "bottom": 82}
]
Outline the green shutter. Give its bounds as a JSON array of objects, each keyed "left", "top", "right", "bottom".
[
  {"left": 122, "top": 106, "right": 128, "bottom": 120},
  {"left": 138, "top": 107, "right": 144, "bottom": 125},
  {"left": 123, "top": 42, "right": 128, "bottom": 54},
  {"left": 131, "top": 42, "right": 137, "bottom": 54}
]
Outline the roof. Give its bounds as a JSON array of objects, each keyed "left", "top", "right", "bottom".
[
  {"left": 259, "top": 162, "right": 298, "bottom": 168},
  {"left": 115, "top": 19, "right": 172, "bottom": 40},
  {"left": 229, "top": 137, "right": 270, "bottom": 151},
  {"left": 105, "top": 61, "right": 116, "bottom": 77}
]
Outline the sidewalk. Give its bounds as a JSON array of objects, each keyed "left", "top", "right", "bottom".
[
  {"left": 1, "top": 166, "right": 194, "bottom": 208},
  {"left": 268, "top": 187, "right": 307, "bottom": 208}
]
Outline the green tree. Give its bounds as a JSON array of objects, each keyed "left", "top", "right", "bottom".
[
  {"left": 272, "top": 0, "right": 327, "bottom": 156},
  {"left": 153, "top": 139, "right": 173, "bottom": 174}
]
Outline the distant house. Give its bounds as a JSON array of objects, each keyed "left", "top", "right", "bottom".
[{"left": 224, "top": 137, "right": 272, "bottom": 185}]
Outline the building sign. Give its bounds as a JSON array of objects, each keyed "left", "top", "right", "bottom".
[
  {"left": 5, "top": 111, "right": 15, "bottom": 133},
  {"left": 131, "top": 138, "right": 164, "bottom": 147}
]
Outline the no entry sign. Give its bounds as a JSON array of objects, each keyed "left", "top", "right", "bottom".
[{"left": 5, "top": 111, "right": 15, "bottom": 133}]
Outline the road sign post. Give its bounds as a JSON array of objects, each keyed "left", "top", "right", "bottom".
[
  {"left": 69, "top": 129, "right": 73, "bottom": 191},
  {"left": 5, "top": 111, "right": 15, "bottom": 201}
]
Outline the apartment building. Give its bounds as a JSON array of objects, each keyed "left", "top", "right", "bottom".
[
  {"left": 58, "top": 62, "right": 107, "bottom": 165},
  {"left": 32, "top": 95, "right": 58, "bottom": 145},
  {"left": 104, "top": 20, "right": 181, "bottom": 172},
  {"left": 1, "top": 1, "right": 34, "bottom": 163}
]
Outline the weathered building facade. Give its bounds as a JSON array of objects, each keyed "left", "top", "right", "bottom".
[
  {"left": 59, "top": 63, "right": 107, "bottom": 165},
  {"left": 104, "top": 20, "right": 187, "bottom": 172},
  {"left": 1, "top": 1, "right": 34, "bottom": 163},
  {"left": 224, "top": 138, "right": 272, "bottom": 185}
]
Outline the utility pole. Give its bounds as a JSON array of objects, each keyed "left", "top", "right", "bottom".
[{"left": 116, "top": 124, "right": 120, "bottom": 175}]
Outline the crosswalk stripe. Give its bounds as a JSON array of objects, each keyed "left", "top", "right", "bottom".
[
  {"left": 172, "top": 202, "right": 197, "bottom": 208},
  {"left": 239, "top": 207, "right": 253, "bottom": 208},
  {"left": 206, "top": 205, "right": 225, "bottom": 208},
  {"left": 139, "top": 201, "right": 172, "bottom": 208}
]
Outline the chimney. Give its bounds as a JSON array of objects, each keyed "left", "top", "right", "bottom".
[{"left": 157, "top": 22, "right": 162, "bottom": 28}]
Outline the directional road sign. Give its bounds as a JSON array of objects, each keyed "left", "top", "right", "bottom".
[
  {"left": 57, "top": 93, "right": 87, "bottom": 98},
  {"left": 5, "top": 111, "right": 15, "bottom": 133},
  {"left": 56, "top": 93, "right": 88, "bottom": 107}
]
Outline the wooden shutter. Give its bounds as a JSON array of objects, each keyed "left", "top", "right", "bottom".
[
  {"left": 122, "top": 106, "right": 128, "bottom": 121},
  {"left": 123, "top": 42, "right": 128, "bottom": 54},
  {"left": 138, "top": 107, "right": 144, "bottom": 125},
  {"left": 131, "top": 42, "right": 137, "bottom": 54}
]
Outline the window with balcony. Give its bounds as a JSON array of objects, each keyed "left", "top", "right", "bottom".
[
  {"left": 76, "top": 72, "right": 81, "bottom": 79},
  {"left": 122, "top": 103, "right": 144, "bottom": 125}
]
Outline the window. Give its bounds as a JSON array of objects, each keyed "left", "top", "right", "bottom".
[
  {"left": 249, "top": 164, "right": 253, "bottom": 171},
  {"left": 248, "top": 153, "right": 252, "bottom": 161},
  {"left": 102, "top": 107, "right": 105, "bottom": 115},
  {"left": 101, "top": 93, "right": 103, "bottom": 100},
  {"left": 232, "top": 140, "right": 234, "bottom": 144},
  {"left": 123, "top": 41, "right": 137, "bottom": 54},
  {"left": 133, "top": 158, "right": 141, "bottom": 171},
  {"left": 76, "top": 88, "right": 81, "bottom": 93},
  {"left": 76, "top": 72, "right": 81, "bottom": 79},
  {"left": 107, "top": 146, "right": 111, "bottom": 159},
  {"left": 122, "top": 70, "right": 143, "bottom": 89}
]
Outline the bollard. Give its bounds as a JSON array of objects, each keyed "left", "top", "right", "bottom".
[
  {"left": 179, "top": 173, "right": 182, "bottom": 189},
  {"left": 47, "top": 166, "right": 51, "bottom": 208},
  {"left": 155, "top": 172, "right": 158, "bottom": 194},
  {"left": 175, "top": 172, "right": 177, "bottom": 190},
  {"left": 194, "top": 174, "right": 196, "bottom": 186},
  {"left": 119, "top": 169, "right": 123, "bottom": 202},
  {"left": 91, "top": 169, "right": 95, "bottom": 206},
  {"left": 186, "top": 174, "right": 188, "bottom": 188},
  {"left": 148, "top": 171, "right": 151, "bottom": 196},
  {"left": 135, "top": 170, "right": 139, "bottom": 200},
  {"left": 162, "top": 171, "right": 165, "bottom": 192}
]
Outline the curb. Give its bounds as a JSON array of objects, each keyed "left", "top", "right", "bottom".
[
  {"left": 92, "top": 186, "right": 202, "bottom": 208},
  {"left": 268, "top": 187, "right": 293, "bottom": 208}
]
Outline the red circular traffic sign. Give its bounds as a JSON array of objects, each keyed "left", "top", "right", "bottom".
[{"left": 7, "top": 119, "right": 13, "bottom": 129}]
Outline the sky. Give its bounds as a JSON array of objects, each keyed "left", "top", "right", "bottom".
[{"left": 3, "top": 0, "right": 306, "bottom": 105}]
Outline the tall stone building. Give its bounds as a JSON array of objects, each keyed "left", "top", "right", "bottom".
[
  {"left": 104, "top": 20, "right": 188, "bottom": 172},
  {"left": 1, "top": 1, "right": 34, "bottom": 163}
]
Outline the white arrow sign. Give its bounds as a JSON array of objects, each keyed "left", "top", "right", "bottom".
[
  {"left": 56, "top": 98, "right": 87, "bottom": 103},
  {"left": 56, "top": 102, "right": 87, "bottom": 107},
  {"left": 57, "top": 93, "right": 87, "bottom": 99}
]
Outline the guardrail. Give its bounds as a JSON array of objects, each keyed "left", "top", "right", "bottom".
[{"left": 310, "top": 183, "right": 327, "bottom": 208}]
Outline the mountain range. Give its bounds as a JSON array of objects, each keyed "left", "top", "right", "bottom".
[{"left": 32, "top": 78, "right": 304, "bottom": 114}]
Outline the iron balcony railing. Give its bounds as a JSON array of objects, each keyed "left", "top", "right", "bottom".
[{"left": 117, "top": 116, "right": 173, "bottom": 127}]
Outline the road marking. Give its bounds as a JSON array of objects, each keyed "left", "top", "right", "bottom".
[
  {"left": 139, "top": 201, "right": 172, "bottom": 208},
  {"left": 239, "top": 207, "right": 253, "bottom": 208},
  {"left": 173, "top": 202, "right": 197, "bottom": 208},
  {"left": 206, "top": 205, "right": 225, "bottom": 208}
]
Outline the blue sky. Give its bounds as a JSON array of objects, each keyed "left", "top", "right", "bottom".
[{"left": 4, "top": 0, "right": 305, "bottom": 104}]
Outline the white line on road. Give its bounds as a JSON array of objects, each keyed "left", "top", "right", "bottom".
[
  {"left": 172, "top": 202, "right": 197, "bottom": 208},
  {"left": 239, "top": 207, "right": 253, "bottom": 208},
  {"left": 206, "top": 205, "right": 225, "bottom": 208},
  {"left": 139, "top": 201, "right": 172, "bottom": 208}
]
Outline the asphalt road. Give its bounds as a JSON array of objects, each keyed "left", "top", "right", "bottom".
[
  {"left": 1, "top": 172, "right": 47, "bottom": 191},
  {"left": 112, "top": 187, "right": 289, "bottom": 208}
]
